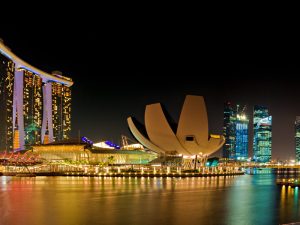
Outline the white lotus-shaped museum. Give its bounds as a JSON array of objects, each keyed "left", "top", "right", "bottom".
[{"left": 127, "top": 95, "right": 225, "bottom": 156}]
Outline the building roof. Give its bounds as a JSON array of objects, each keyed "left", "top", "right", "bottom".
[
  {"left": 34, "top": 138, "right": 87, "bottom": 146},
  {"left": 0, "top": 41, "right": 73, "bottom": 86}
]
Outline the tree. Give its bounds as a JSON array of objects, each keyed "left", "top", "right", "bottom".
[{"left": 25, "top": 117, "right": 39, "bottom": 145}]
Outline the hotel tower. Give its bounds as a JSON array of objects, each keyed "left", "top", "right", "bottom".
[{"left": 0, "top": 39, "right": 73, "bottom": 152}]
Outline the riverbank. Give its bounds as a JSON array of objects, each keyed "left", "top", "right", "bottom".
[{"left": 0, "top": 171, "right": 245, "bottom": 177}]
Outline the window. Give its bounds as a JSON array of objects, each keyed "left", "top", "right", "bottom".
[{"left": 186, "top": 136, "right": 194, "bottom": 141}]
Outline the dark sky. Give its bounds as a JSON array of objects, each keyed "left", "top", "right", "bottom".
[{"left": 1, "top": 23, "right": 300, "bottom": 160}]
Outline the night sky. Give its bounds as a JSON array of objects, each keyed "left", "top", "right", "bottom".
[{"left": 1, "top": 25, "right": 300, "bottom": 160}]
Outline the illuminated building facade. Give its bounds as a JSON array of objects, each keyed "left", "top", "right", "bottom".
[
  {"left": 223, "top": 102, "right": 236, "bottom": 159},
  {"left": 0, "top": 52, "right": 14, "bottom": 151},
  {"left": 23, "top": 70, "right": 43, "bottom": 146},
  {"left": 223, "top": 102, "right": 249, "bottom": 160},
  {"left": 235, "top": 114, "right": 248, "bottom": 160},
  {"left": 253, "top": 105, "right": 272, "bottom": 162},
  {"left": 31, "top": 139, "right": 157, "bottom": 165},
  {"left": 52, "top": 82, "right": 71, "bottom": 141},
  {"left": 0, "top": 40, "right": 73, "bottom": 152},
  {"left": 295, "top": 116, "right": 300, "bottom": 162}
]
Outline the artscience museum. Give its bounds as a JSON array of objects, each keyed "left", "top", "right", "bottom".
[{"left": 127, "top": 95, "right": 225, "bottom": 158}]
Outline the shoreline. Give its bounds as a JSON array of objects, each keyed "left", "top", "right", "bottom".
[{"left": 0, "top": 171, "right": 244, "bottom": 178}]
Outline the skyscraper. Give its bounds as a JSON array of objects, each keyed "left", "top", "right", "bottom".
[
  {"left": 0, "top": 40, "right": 73, "bottom": 152},
  {"left": 223, "top": 102, "right": 249, "bottom": 160},
  {"left": 52, "top": 81, "right": 72, "bottom": 142},
  {"left": 0, "top": 52, "right": 14, "bottom": 151},
  {"left": 295, "top": 116, "right": 300, "bottom": 162},
  {"left": 223, "top": 102, "right": 236, "bottom": 159},
  {"left": 23, "top": 70, "right": 43, "bottom": 146},
  {"left": 253, "top": 105, "right": 272, "bottom": 162},
  {"left": 235, "top": 113, "right": 249, "bottom": 160}
]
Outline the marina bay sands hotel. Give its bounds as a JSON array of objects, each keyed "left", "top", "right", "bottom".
[{"left": 0, "top": 40, "right": 73, "bottom": 152}]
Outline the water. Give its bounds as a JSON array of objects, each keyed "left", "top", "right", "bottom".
[{"left": 0, "top": 174, "right": 298, "bottom": 225}]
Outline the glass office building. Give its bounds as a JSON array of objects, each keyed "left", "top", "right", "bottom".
[
  {"left": 223, "top": 102, "right": 236, "bottom": 159},
  {"left": 235, "top": 114, "right": 248, "bottom": 160},
  {"left": 223, "top": 102, "right": 249, "bottom": 160},
  {"left": 253, "top": 105, "right": 272, "bottom": 162}
]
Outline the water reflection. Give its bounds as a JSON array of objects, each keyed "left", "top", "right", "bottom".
[
  {"left": 227, "top": 175, "right": 278, "bottom": 225},
  {"left": 0, "top": 175, "right": 298, "bottom": 225},
  {"left": 278, "top": 184, "right": 300, "bottom": 224}
]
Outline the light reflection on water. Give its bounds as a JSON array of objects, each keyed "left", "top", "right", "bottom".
[{"left": 0, "top": 175, "right": 299, "bottom": 225}]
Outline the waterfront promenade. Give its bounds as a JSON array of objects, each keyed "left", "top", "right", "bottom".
[{"left": 0, "top": 163, "right": 244, "bottom": 177}]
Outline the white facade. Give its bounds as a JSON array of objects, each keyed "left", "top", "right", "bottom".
[{"left": 128, "top": 95, "right": 225, "bottom": 156}]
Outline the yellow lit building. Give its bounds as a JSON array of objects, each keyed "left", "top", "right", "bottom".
[{"left": 31, "top": 140, "right": 157, "bottom": 165}]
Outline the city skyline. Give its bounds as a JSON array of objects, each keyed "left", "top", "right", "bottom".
[
  {"left": 1, "top": 13, "right": 300, "bottom": 225},
  {"left": 0, "top": 30, "right": 300, "bottom": 160}
]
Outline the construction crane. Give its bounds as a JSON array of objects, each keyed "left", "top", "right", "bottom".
[
  {"left": 121, "top": 135, "right": 144, "bottom": 150},
  {"left": 121, "top": 135, "right": 129, "bottom": 147},
  {"left": 240, "top": 105, "right": 247, "bottom": 114}
]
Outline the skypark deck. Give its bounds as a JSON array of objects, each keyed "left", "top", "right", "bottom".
[{"left": 0, "top": 40, "right": 73, "bottom": 86}]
